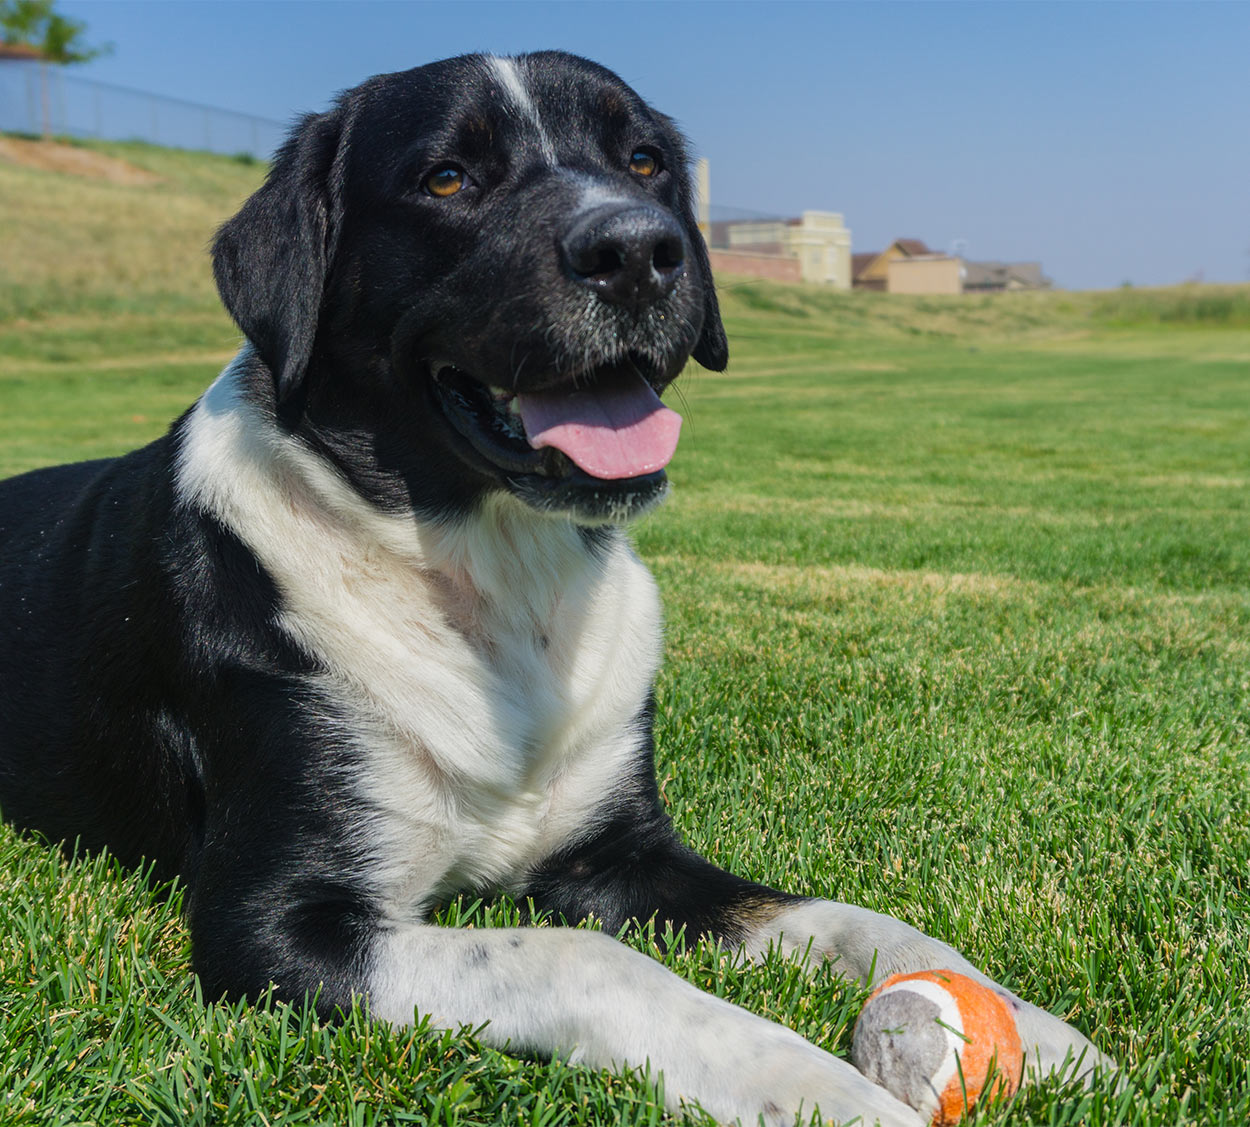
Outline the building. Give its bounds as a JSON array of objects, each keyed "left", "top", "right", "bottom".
[
  {"left": 693, "top": 160, "right": 853, "bottom": 287},
  {"left": 851, "top": 239, "right": 932, "bottom": 290},
  {"left": 962, "top": 260, "right": 1052, "bottom": 292},
  {"left": 0, "top": 43, "right": 45, "bottom": 61},
  {"left": 854, "top": 238, "right": 1052, "bottom": 294},
  {"left": 708, "top": 211, "right": 853, "bottom": 288},
  {"left": 887, "top": 253, "right": 964, "bottom": 295}
]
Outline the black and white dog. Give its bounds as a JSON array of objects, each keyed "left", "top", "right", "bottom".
[{"left": 0, "top": 52, "right": 1109, "bottom": 1126}]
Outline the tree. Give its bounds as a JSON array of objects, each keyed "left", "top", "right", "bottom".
[
  {"left": 0, "top": 0, "right": 109, "bottom": 63},
  {"left": 0, "top": 0, "right": 111, "bottom": 137}
]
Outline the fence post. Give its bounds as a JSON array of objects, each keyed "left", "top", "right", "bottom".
[
  {"left": 39, "top": 62, "right": 50, "bottom": 138},
  {"left": 24, "top": 63, "right": 38, "bottom": 134}
]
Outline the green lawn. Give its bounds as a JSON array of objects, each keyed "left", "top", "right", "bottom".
[{"left": 1, "top": 141, "right": 1248, "bottom": 1125}]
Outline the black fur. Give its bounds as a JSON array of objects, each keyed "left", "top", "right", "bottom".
[
  {"left": 0, "top": 51, "right": 779, "bottom": 1015},
  {"left": 522, "top": 696, "right": 803, "bottom": 943}
]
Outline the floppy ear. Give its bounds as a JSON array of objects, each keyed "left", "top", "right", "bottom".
[
  {"left": 212, "top": 108, "right": 345, "bottom": 403},
  {"left": 689, "top": 226, "right": 728, "bottom": 372},
  {"left": 666, "top": 132, "right": 728, "bottom": 372}
]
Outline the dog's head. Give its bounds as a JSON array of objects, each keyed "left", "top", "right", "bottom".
[{"left": 212, "top": 51, "right": 726, "bottom": 525}]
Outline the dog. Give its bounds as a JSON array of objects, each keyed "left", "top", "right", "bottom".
[{"left": 0, "top": 52, "right": 1110, "bottom": 1126}]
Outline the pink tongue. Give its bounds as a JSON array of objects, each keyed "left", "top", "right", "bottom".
[{"left": 516, "top": 372, "right": 682, "bottom": 480}]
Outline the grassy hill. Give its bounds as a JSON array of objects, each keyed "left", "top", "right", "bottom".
[{"left": 2, "top": 139, "right": 1248, "bottom": 1126}]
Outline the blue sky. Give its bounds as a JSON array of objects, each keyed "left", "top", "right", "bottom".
[{"left": 55, "top": 1, "right": 1250, "bottom": 291}]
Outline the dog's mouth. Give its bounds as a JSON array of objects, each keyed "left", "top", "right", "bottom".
[{"left": 430, "top": 356, "right": 682, "bottom": 485}]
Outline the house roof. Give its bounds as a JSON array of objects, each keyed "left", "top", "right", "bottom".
[
  {"left": 851, "top": 252, "right": 878, "bottom": 278},
  {"left": 853, "top": 239, "right": 933, "bottom": 281},
  {"left": 964, "top": 260, "right": 1051, "bottom": 288}
]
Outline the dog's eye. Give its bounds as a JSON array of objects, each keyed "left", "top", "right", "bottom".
[
  {"left": 424, "top": 164, "right": 467, "bottom": 198},
  {"left": 628, "top": 149, "right": 661, "bottom": 177}
]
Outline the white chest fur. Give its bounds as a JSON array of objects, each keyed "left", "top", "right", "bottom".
[{"left": 177, "top": 360, "right": 664, "bottom": 917}]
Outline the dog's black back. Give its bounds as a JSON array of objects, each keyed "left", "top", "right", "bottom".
[
  {"left": 0, "top": 50, "right": 727, "bottom": 965},
  {"left": 0, "top": 440, "right": 309, "bottom": 877}
]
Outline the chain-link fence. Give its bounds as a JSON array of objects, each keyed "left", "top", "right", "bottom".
[{"left": 0, "top": 60, "right": 285, "bottom": 159}]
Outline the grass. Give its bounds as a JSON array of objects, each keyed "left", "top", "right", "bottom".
[{"left": 1, "top": 139, "right": 1248, "bottom": 1125}]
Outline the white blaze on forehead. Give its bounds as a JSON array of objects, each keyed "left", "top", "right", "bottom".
[
  {"left": 569, "top": 175, "right": 636, "bottom": 214},
  {"left": 485, "top": 55, "right": 557, "bottom": 166}
]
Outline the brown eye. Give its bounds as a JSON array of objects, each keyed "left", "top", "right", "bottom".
[
  {"left": 629, "top": 149, "right": 660, "bottom": 177},
  {"left": 424, "top": 164, "right": 466, "bottom": 198}
]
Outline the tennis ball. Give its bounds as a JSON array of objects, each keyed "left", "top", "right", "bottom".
[{"left": 850, "top": 969, "right": 1024, "bottom": 1125}]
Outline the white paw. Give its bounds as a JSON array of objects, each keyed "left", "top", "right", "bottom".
[
  {"left": 742, "top": 900, "right": 1119, "bottom": 1090},
  {"left": 1008, "top": 992, "right": 1117, "bottom": 1083},
  {"left": 686, "top": 1026, "right": 924, "bottom": 1127}
]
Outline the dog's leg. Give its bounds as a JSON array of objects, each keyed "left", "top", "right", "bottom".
[
  {"left": 735, "top": 898, "right": 1116, "bottom": 1083},
  {"left": 522, "top": 809, "right": 1115, "bottom": 1094},
  {"left": 186, "top": 820, "right": 917, "bottom": 1124},
  {"left": 367, "top": 922, "right": 922, "bottom": 1127}
]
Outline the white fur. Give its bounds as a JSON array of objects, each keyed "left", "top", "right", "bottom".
[
  {"left": 486, "top": 56, "right": 558, "bottom": 167},
  {"left": 742, "top": 899, "right": 1114, "bottom": 1082},
  {"left": 177, "top": 355, "right": 661, "bottom": 914},
  {"left": 368, "top": 925, "right": 922, "bottom": 1127},
  {"left": 568, "top": 172, "right": 638, "bottom": 215}
]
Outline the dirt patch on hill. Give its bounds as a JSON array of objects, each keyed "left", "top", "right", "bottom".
[{"left": 0, "top": 136, "right": 161, "bottom": 185}]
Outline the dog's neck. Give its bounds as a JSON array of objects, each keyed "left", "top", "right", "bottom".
[
  {"left": 414, "top": 494, "right": 620, "bottom": 628},
  {"left": 178, "top": 351, "right": 630, "bottom": 650},
  {"left": 178, "top": 351, "right": 662, "bottom": 826}
]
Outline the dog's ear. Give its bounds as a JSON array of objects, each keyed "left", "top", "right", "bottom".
[
  {"left": 212, "top": 109, "right": 345, "bottom": 404},
  {"left": 668, "top": 134, "right": 728, "bottom": 372},
  {"left": 690, "top": 228, "right": 728, "bottom": 372}
]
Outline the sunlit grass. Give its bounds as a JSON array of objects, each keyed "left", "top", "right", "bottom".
[{"left": 1, "top": 139, "right": 1247, "bottom": 1125}]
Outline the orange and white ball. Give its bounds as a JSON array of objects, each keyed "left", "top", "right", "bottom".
[{"left": 850, "top": 969, "right": 1024, "bottom": 1125}]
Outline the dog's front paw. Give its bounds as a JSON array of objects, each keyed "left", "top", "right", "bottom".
[
  {"left": 1004, "top": 990, "right": 1117, "bottom": 1083},
  {"left": 740, "top": 899, "right": 1118, "bottom": 1089},
  {"left": 684, "top": 1021, "right": 924, "bottom": 1127}
]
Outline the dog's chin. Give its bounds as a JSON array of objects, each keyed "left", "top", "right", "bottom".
[
  {"left": 429, "top": 361, "right": 672, "bottom": 525},
  {"left": 507, "top": 468, "right": 669, "bottom": 526}
]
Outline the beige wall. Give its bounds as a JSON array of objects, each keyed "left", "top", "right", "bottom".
[
  {"left": 862, "top": 243, "right": 920, "bottom": 286},
  {"left": 726, "top": 221, "right": 790, "bottom": 249},
  {"left": 888, "top": 256, "right": 963, "bottom": 295},
  {"left": 790, "top": 211, "right": 853, "bottom": 289},
  {"left": 694, "top": 158, "right": 711, "bottom": 237}
]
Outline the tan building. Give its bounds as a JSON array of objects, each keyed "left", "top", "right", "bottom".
[
  {"left": 854, "top": 238, "right": 1053, "bottom": 295},
  {"left": 694, "top": 162, "right": 852, "bottom": 287},
  {"left": 851, "top": 239, "right": 932, "bottom": 290},
  {"left": 694, "top": 158, "right": 711, "bottom": 238},
  {"left": 721, "top": 211, "right": 853, "bottom": 288},
  {"left": 790, "top": 211, "right": 854, "bottom": 288},
  {"left": 887, "top": 254, "right": 964, "bottom": 295}
]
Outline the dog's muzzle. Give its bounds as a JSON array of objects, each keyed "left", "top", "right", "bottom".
[{"left": 561, "top": 205, "right": 687, "bottom": 311}]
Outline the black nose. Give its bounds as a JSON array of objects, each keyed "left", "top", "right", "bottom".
[{"left": 561, "top": 206, "right": 686, "bottom": 309}]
